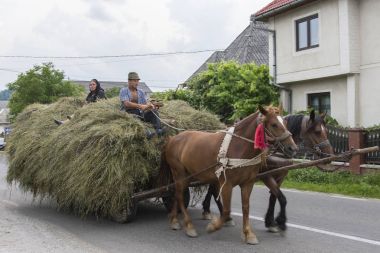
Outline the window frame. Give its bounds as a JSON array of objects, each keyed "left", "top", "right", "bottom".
[
  {"left": 307, "top": 92, "right": 330, "bottom": 114},
  {"left": 295, "top": 13, "right": 319, "bottom": 51}
]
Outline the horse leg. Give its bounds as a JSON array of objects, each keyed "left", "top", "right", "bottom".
[
  {"left": 206, "top": 182, "right": 232, "bottom": 233},
  {"left": 201, "top": 185, "right": 213, "bottom": 220},
  {"left": 176, "top": 180, "right": 198, "bottom": 237},
  {"left": 209, "top": 183, "right": 235, "bottom": 226},
  {"left": 263, "top": 183, "right": 278, "bottom": 233},
  {"left": 168, "top": 192, "right": 181, "bottom": 230},
  {"left": 263, "top": 174, "right": 287, "bottom": 232},
  {"left": 240, "top": 182, "right": 259, "bottom": 245}
]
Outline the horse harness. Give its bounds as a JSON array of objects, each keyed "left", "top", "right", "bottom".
[{"left": 299, "top": 117, "right": 332, "bottom": 156}]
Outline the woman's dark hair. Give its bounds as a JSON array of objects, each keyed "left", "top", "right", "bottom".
[{"left": 90, "top": 79, "right": 101, "bottom": 94}]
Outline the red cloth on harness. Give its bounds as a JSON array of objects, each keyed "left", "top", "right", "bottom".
[{"left": 254, "top": 123, "right": 268, "bottom": 150}]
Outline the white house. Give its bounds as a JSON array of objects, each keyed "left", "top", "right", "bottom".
[{"left": 253, "top": 0, "right": 380, "bottom": 127}]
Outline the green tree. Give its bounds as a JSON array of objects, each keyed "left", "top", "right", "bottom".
[
  {"left": 187, "top": 61, "right": 279, "bottom": 122},
  {"left": 8, "top": 63, "right": 84, "bottom": 117},
  {"left": 0, "top": 89, "right": 12, "bottom": 100},
  {"left": 105, "top": 87, "right": 121, "bottom": 98}
]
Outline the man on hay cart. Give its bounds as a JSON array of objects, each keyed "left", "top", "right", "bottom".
[{"left": 119, "top": 72, "right": 166, "bottom": 139}]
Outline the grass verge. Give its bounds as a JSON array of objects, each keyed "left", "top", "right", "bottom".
[{"left": 280, "top": 167, "right": 380, "bottom": 199}]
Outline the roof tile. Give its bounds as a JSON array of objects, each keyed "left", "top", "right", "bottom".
[{"left": 255, "top": 0, "right": 295, "bottom": 16}]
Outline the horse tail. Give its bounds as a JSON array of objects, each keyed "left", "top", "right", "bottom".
[{"left": 158, "top": 137, "right": 173, "bottom": 188}]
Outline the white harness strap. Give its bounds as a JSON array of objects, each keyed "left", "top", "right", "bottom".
[
  {"left": 215, "top": 127, "right": 263, "bottom": 200},
  {"left": 216, "top": 127, "right": 262, "bottom": 178},
  {"left": 217, "top": 127, "right": 235, "bottom": 167}
]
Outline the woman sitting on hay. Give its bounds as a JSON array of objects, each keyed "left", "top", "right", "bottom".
[{"left": 54, "top": 79, "right": 106, "bottom": 125}]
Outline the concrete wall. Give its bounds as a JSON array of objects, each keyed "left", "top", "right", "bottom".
[
  {"left": 360, "top": 0, "right": 380, "bottom": 67},
  {"left": 359, "top": 66, "right": 380, "bottom": 127},
  {"left": 287, "top": 76, "right": 348, "bottom": 126},
  {"left": 265, "top": 0, "right": 380, "bottom": 127},
  {"left": 357, "top": 0, "right": 380, "bottom": 127},
  {"left": 268, "top": 0, "right": 342, "bottom": 83}
]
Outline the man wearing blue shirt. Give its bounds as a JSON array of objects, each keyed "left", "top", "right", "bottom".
[{"left": 120, "top": 72, "right": 164, "bottom": 136}]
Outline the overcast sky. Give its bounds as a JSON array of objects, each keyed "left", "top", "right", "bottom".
[{"left": 0, "top": 0, "right": 272, "bottom": 91}]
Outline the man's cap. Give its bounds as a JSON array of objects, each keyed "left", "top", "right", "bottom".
[{"left": 128, "top": 72, "right": 140, "bottom": 80}]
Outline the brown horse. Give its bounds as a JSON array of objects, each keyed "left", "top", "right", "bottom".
[
  {"left": 160, "top": 105, "right": 297, "bottom": 244},
  {"left": 201, "top": 110, "right": 334, "bottom": 233}
]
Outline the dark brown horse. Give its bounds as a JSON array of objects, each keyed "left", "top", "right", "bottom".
[
  {"left": 160, "top": 105, "right": 297, "bottom": 244},
  {"left": 201, "top": 110, "right": 334, "bottom": 233}
]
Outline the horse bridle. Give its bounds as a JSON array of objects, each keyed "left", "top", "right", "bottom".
[
  {"left": 299, "top": 117, "right": 333, "bottom": 157},
  {"left": 258, "top": 116, "right": 294, "bottom": 156}
]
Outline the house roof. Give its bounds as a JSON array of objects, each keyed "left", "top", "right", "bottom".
[
  {"left": 254, "top": 0, "right": 317, "bottom": 20},
  {"left": 72, "top": 80, "right": 152, "bottom": 94},
  {"left": 186, "top": 22, "right": 269, "bottom": 82}
]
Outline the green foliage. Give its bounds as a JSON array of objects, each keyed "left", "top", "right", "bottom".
[
  {"left": 105, "top": 87, "right": 121, "bottom": 98},
  {"left": 187, "top": 61, "right": 278, "bottom": 123},
  {"left": 283, "top": 167, "right": 380, "bottom": 198},
  {"left": 151, "top": 89, "right": 201, "bottom": 109},
  {"left": 0, "top": 89, "right": 12, "bottom": 100},
  {"left": 7, "top": 63, "right": 84, "bottom": 118}
]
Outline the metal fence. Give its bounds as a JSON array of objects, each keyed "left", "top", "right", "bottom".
[
  {"left": 326, "top": 126, "right": 349, "bottom": 155},
  {"left": 365, "top": 129, "right": 380, "bottom": 164}
]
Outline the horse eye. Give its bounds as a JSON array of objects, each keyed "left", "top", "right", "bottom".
[{"left": 271, "top": 124, "right": 278, "bottom": 128}]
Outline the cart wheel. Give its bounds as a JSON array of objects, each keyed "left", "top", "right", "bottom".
[
  {"left": 162, "top": 187, "right": 190, "bottom": 212},
  {"left": 111, "top": 201, "right": 138, "bottom": 223}
]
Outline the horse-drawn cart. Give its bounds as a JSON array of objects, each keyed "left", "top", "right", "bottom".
[{"left": 111, "top": 146, "right": 379, "bottom": 223}]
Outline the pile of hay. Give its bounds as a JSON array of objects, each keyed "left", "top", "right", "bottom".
[{"left": 6, "top": 97, "right": 224, "bottom": 218}]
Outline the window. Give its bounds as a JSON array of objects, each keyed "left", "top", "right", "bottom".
[
  {"left": 308, "top": 92, "right": 330, "bottom": 114},
  {"left": 296, "top": 14, "right": 319, "bottom": 51}
]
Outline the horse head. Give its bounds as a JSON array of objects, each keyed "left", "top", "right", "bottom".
[
  {"left": 258, "top": 105, "right": 298, "bottom": 158},
  {"left": 302, "top": 110, "right": 334, "bottom": 158}
]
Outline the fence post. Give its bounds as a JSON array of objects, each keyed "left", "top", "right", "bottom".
[{"left": 348, "top": 128, "right": 366, "bottom": 174}]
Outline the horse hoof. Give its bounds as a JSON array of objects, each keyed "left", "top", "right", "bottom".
[
  {"left": 267, "top": 226, "right": 279, "bottom": 233},
  {"left": 186, "top": 228, "right": 198, "bottom": 238},
  {"left": 224, "top": 219, "right": 236, "bottom": 227},
  {"left": 206, "top": 223, "right": 216, "bottom": 233},
  {"left": 246, "top": 236, "right": 259, "bottom": 245},
  {"left": 202, "top": 212, "right": 212, "bottom": 220},
  {"left": 278, "top": 223, "right": 287, "bottom": 231},
  {"left": 170, "top": 222, "right": 181, "bottom": 230}
]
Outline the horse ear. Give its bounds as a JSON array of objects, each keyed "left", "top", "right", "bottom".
[
  {"left": 258, "top": 105, "right": 267, "bottom": 115},
  {"left": 310, "top": 110, "right": 315, "bottom": 121},
  {"left": 278, "top": 103, "right": 284, "bottom": 115},
  {"left": 320, "top": 111, "right": 327, "bottom": 120}
]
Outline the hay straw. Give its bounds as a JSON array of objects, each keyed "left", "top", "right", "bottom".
[{"left": 6, "top": 97, "right": 224, "bottom": 218}]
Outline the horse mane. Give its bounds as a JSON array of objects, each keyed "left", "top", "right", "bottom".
[
  {"left": 285, "top": 113, "right": 326, "bottom": 137},
  {"left": 284, "top": 114, "right": 304, "bottom": 137},
  {"left": 234, "top": 106, "right": 280, "bottom": 131},
  {"left": 234, "top": 111, "right": 259, "bottom": 131}
]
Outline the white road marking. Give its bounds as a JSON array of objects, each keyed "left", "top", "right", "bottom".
[
  {"left": 0, "top": 109, "right": 4, "bottom": 114},
  {"left": 231, "top": 212, "right": 380, "bottom": 246},
  {"left": 278, "top": 187, "right": 371, "bottom": 201},
  {"left": 0, "top": 199, "right": 19, "bottom": 207}
]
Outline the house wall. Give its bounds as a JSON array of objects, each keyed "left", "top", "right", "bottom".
[
  {"left": 357, "top": 0, "right": 380, "bottom": 127},
  {"left": 264, "top": 0, "right": 380, "bottom": 127},
  {"left": 268, "top": 0, "right": 342, "bottom": 84},
  {"left": 287, "top": 76, "right": 348, "bottom": 126}
]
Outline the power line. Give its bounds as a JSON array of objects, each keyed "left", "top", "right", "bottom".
[
  {"left": 0, "top": 49, "right": 222, "bottom": 59},
  {"left": 0, "top": 68, "right": 22, "bottom": 73}
]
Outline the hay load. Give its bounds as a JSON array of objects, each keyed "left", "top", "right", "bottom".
[{"left": 6, "top": 97, "right": 224, "bottom": 218}]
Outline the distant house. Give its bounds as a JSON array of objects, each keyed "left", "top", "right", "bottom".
[
  {"left": 72, "top": 80, "right": 153, "bottom": 97},
  {"left": 186, "top": 22, "right": 269, "bottom": 83},
  {"left": 253, "top": 0, "right": 380, "bottom": 127}
]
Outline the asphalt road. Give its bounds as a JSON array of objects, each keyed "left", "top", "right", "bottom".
[{"left": 1, "top": 153, "right": 379, "bottom": 253}]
